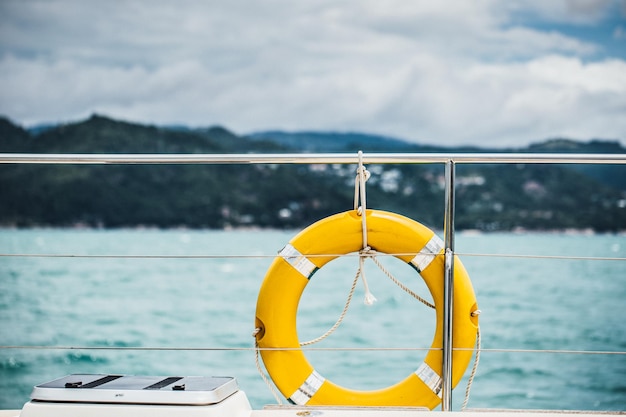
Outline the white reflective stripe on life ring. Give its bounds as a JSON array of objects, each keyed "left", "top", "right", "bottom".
[
  {"left": 280, "top": 243, "right": 318, "bottom": 278},
  {"left": 410, "top": 234, "right": 444, "bottom": 272},
  {"left": 289, "top": 370, "right": 326, "bottom": 405},
  {"left": 415, "top": 362, "right": 442, "bottom": 397}
]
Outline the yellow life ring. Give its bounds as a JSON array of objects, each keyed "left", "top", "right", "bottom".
[{"left": 254, "top": 210, "right": 479, "bottom": 409}]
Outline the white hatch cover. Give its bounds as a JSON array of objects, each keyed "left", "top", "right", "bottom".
[{"left": 30, "top": 374, "right": 239, "bottom": 405}]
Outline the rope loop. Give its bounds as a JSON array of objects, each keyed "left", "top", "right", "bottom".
[
  {"left": 353, "top": 150, "right": 371, "bottom": 223},
  {"left": 353, "top": 151, "right": 376, "bottom": 305}
]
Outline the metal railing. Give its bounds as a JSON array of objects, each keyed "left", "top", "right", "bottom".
[
  {"left": 0, "top": 152, "right": 625, "bottom": 165},
  {"left": 1, "top": 151, "right": 625, "bottom": 411}
]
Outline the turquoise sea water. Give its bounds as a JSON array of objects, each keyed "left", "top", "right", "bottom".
[{"left": 0, "top": 228, "right": 625, "bottom": 411}]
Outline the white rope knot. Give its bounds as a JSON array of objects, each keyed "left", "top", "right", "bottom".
[
  {"left": 359, "top": 246, "right": 376, "bottom": 257},
  {"left": 356, "top": 165, "right": 371, "bottom": 184},
  {"left": 358, "top": 246, "right": 377, "bottom": 306}
]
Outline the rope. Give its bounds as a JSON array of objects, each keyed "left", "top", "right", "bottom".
[
  {"left": 354, "top": 151, "right": 371, "bottom": 249},
  {"left": 252, "top": 328, "right": 283, "bottom": 405},
  {"left": 358, "top": 248, "right": 378, "bottom": 305},
  {"left": 300, "top": 265, "right": 361, "bottom": 346},
  {"left": 368, "top": 254, "right": 435, "bottom": 309},
  {"left": 353, "top": 151, "right": 376, "bottom": 305},
  {"left": 461, "top": 324, "right": 481, "bottom": 411}
]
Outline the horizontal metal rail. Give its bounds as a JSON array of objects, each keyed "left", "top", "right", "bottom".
[
  {"left": 0, "top": 152, "right": 625, "bottom": 165},
  {"left": 0, "top": 252, "right": 624, "bottom": 261},
  {"left": 1, "top": 345, "right": 625, "bottom": 355}
]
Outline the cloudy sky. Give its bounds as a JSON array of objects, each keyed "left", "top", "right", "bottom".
[{"left": 1, "top": 0, "right": 625, "bottom": 147}]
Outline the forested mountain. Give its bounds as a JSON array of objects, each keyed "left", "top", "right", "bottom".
[{"left": 1, "top": 114, "right": 624, "bottom": 231}]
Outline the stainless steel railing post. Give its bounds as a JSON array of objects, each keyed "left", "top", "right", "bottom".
[{"left": 441, "top": 159, "right": 456, "bottom": 411}]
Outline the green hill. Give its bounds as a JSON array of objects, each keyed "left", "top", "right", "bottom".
[{"left": 1, "top": 115, "right": 624, "bottom": 231}]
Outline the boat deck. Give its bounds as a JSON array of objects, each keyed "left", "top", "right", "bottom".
[{"left": 2, "top": 407, "right": 625, "bottom": 417}]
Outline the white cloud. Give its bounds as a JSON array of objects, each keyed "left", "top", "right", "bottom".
[
  {"left": 0, "top": 0, "right": 624, "bottom": 146},
  {"left": 461, "top": 56, "right": 626, "bottom": 144},
  {"left": 527, "top": 55, "right": 626, "bottom": 92}
]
